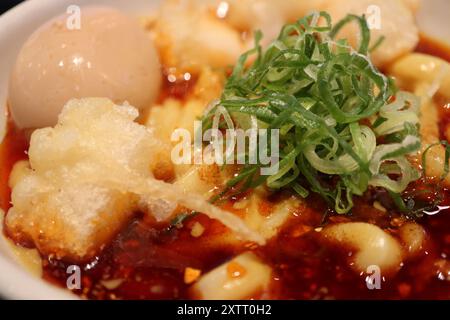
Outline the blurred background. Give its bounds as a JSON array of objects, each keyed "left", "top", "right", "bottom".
[
  {"left": 1, "top": 0, "right": 448, "bottom": 42},
  {"left": 1, "top": 1, "right": 24, "bottom": 15}
]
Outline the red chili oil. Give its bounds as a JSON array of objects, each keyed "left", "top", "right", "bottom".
[{"left": 0, "top": 116, "right": 28, "bottom": 212}]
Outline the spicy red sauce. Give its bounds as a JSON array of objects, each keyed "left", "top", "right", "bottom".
[
  {"left": 40, "top": 189, "right": 450, "bottom": 299},
  {"left": 261, "top": 191, "right": 450, "bottom": 299},
  {"left": 1, "top": 37, "right": 450, "bottom": 300},
  {"left": 416, "top": 33, "right": 450, "bottom": 63},
  {"left": 0, "top": 116, "right": 28, "bottom": 212},
  {"left": 157, "top": 70, "right": 198, "bottom": 103}
]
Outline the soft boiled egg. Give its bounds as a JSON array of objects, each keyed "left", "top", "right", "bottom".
[{"left": 8, "top": 6, "right": 161, "bottom": 130}]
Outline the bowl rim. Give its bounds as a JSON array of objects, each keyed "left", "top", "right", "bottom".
[
  {"left": 0, "top": 0, "right": 159, "bottom": 300},
  {"left": 0, "top": 0, "right": 81, "bottom": 300}
]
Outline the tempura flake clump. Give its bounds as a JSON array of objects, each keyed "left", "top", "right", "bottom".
[
  {"left": 5, "top": 98, "right": 159, "bottom": 261},
  {"left": 5, "top": 98, "right": 264, "bottom": 261}
]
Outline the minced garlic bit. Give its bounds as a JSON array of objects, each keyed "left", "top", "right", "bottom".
[
  {"left": 100, "top": 279, "right": 124, "bottom": 290},
  {"left": 184, "top": 267, "right": 202, "bottom": 284},
  {"left": 226, "top": 261, "right": 247, "bottom": 279},
  {"left": 190, "top": 222, "right": 205, "bottom": 238},
  {"left": 233, "top": 198, "right": 249, "bottom": 210},
  {"left": 373, "top": 201, "right": 387, "bottom": 212}
]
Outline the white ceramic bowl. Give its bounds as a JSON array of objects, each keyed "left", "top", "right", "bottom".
[
  {"left": 0, "top": 0, "right": 162, "bottom": 300},
  {"left": 0, "top": 0, "right": 448, "bottom": 300}
]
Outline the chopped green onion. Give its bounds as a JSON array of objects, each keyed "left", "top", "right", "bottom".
[{"left": 201, "top": 12, "right": 421, "bottom": 213}]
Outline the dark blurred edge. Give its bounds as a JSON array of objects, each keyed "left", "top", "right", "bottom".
[
  {"left": 0, "top": 0, "right": 25, "bottom": 301},
  {"left": 1, "top": 0, "right": 25, "bottom": 15},
  {"left": 0, "top": 300, "right": 445, "bottom": 315}
]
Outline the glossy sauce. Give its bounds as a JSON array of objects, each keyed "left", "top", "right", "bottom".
[
  {"left": 0, "top": 117, "right": 28, "bottom": 212},
  {"left": 1, "top": 37, "right": 450, "bottom": 300},
  {"left": 416, "top": 33, "right": 450, "bottom": 63}
]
